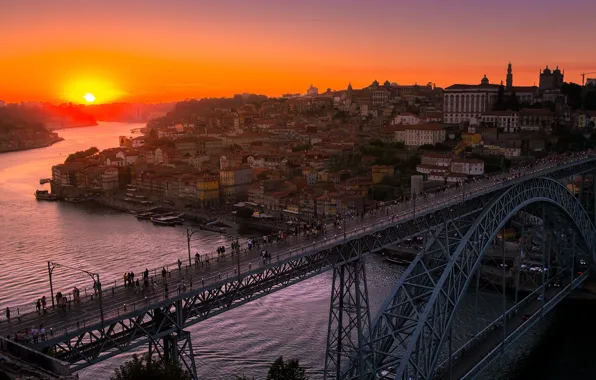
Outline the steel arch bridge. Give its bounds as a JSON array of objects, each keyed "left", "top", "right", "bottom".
[
  {"left": 3, "top": 158, "right": 595, "bottom": 380},
  {"left": 337, "top": 176, "right": 596, "bottom": 380}
]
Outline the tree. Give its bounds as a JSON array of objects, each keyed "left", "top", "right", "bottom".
[
  {"left": 110, "top": 354, "right": 192, "bottom": 380},
  {"left": 560, "top": 82, "right": 583, "bottom": 109},
  {"left": 266, "top": 356, "right": 308, "bottom": 380},
  {"left": 65, "top": 146, "right": 99, "bottom": 162}
]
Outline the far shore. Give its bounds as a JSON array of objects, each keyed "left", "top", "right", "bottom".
[
  {"left": 0, "top": 136, "right": 65, "bottom": 154},
  {"left": 46, "top": 121, "right": 99, "bottom": 131}
]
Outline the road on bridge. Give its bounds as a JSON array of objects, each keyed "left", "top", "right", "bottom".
[{"left": 437, "top": 276, "right": 575, "bottom": 380}]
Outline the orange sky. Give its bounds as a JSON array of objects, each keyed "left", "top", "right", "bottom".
[{"left": 2, "top": 0, "right": 596, "bottom": 104}]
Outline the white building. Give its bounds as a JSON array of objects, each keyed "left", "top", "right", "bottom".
[
  {"left": 402, "top": 124, "right": 446, "bottom": 147},
  {"left": 450, "top": 158, "right": 484, "bottom": 176},
  {"left": 392, "top": 113, "right": 422, "bottom": 125},
  {"left": 101, "top": 167, "right": 119, "bottom": 190},
  {"left": 443, "top": 75, "right": 500, "bottom": 124},
  {"left": 481, "top": 111, "right": 519, "bottom": 132}
]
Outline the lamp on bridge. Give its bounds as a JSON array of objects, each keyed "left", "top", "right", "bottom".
[
  {"left": 187, "top": 228, "right": 202, "bottom": 268},
  {"left": 47, "top": 261, "right": 105, "bottom": 328}
]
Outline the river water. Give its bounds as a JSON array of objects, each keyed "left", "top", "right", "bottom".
[{"left": 0, "top": 122, "right": 593, "bottom": 379}]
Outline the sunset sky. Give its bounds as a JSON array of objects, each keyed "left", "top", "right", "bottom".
[{"left": 2, "top": 0, "right": 595, "bottom": 104}]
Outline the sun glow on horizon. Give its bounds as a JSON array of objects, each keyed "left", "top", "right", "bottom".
[
  {"left": 83, "top": 93, "right": 96, "bottom": 103},
  {"left": 63, "top": 76, "right": 124, "bottom": 104}
]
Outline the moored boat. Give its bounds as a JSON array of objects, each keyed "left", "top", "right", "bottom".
[
  {"left": 35, "top": 190, "right": 57, "bottom": 201},
  {"left": 150, "top": 216, "right": 176, "bottom": 226},
  {"left": 136, "top": 212, "right": 154, "bottom": 220}
]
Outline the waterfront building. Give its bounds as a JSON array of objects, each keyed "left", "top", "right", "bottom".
[
  {"left": 219, "top": 166, "right": 253, "bottom": 201},
  {"left": 101, "top": 167, "right": 120, "bottom": 190},
  {"left": 197, "top": 175, "right": 220, "bottom": 206}
]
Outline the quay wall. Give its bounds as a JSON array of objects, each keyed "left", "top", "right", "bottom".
[{"left": 0, "top": 336, "right": 72, "bottom": 377}]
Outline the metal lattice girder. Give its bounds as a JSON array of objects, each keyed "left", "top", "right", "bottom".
[
  {"left": 324, "top": 259, "right": 373, "bottom": 379},
  {"left": 38, "top": 159, "right": 596, "bottom": 371},
  {"left": 43, "top": 199, "right": 489, "bottom": 369},
  {"left": 364, "top": 177, "right": 596, "bottom": 380}
]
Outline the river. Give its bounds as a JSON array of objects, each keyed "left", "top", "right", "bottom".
[{"left": 0, "top": 122, "right": 593, "bottom": 379}]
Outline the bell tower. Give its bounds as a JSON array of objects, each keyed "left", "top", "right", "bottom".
[{"left": 506, "top": 62, "right": 513, "bottom": 91}]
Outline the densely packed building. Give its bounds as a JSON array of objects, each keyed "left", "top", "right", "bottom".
[{"left": 51, "top": 65, "right": 589, "bottom": 216}]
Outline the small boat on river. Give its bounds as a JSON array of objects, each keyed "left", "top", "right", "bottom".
[
  {"left": 35, "top": 190, "right": 57, "bottom": 201},
  {"left": 150, "top": 216, "right": 181, "bottom": 226},
  {"left": 136, "top": 212, "right": 154, "bottom": 220}
]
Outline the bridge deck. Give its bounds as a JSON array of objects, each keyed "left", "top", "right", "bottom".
[
  {"left": 438, "top": 281, "right": 564, "bottom": 380},
  {"left": 0, "top": 155, "right": 593, "bottom": 350}
]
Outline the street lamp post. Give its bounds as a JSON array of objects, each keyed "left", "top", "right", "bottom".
[
  {"left": 47, "top": 261, "right": 57, "bottom": 308},
  {"left": 187, "top": 228, "right": 202, "bottom": 268},
  {"left": 46, "top": 261, "right": 104, "bottom": 327}
]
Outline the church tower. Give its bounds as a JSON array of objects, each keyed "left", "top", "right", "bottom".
[{"left": 506, "top": 62, "right": 513, "bottom": 91}]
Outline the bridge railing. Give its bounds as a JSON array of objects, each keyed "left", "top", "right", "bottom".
[
  {"left": 459, "top": 270, "right": 589, "bottom": 380},
  {"left": 434, "top": 272, "right": 563, "bottom": 375}
]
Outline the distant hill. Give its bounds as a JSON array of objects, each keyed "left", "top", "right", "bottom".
[{"left": 0, "top": 105, "right": 67, "bottom": 152}]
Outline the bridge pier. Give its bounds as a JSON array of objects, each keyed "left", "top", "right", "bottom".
[
  {"left": 148, "top": 330, "right": 198, "bottom": 380},
  {"left": 324, "top": 256, "right": 373, "bottom": 380}
]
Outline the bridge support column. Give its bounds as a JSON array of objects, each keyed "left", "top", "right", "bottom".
[
  {"left": 324, "top": 257, "right": 373, "bottom": 380},
  {"left": 149, "top": 330, "right": 198, "bottom": 380}
]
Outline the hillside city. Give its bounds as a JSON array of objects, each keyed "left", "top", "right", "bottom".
[{"left": 21, "top": 63, "right": 596, "bottom": 219}]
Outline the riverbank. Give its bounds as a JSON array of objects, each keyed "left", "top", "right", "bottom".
[
  {"left": 46, "top": 121, "right": 99, "bottom": 131},
  {"left": 0, "top": 136, "right": 64, "bottom": 154}
]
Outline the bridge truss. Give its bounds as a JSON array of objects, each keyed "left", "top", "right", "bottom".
[
  {"left": 332, "top": 176, "right": 596, "bottom": 380},
  {"left": 25, "top": 160, "right": 596, "bottom": 379}
]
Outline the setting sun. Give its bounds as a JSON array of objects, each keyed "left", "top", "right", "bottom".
[
  {"left": 62, "top": 76, "right": 125, "bottom": 104},
  {"left": 83, "top": 93, "right": 96, "bottom": 103}
]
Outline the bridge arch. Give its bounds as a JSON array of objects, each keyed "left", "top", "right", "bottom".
[{"left": 369, "top": 177, "right": 596, "bottom": 380}]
